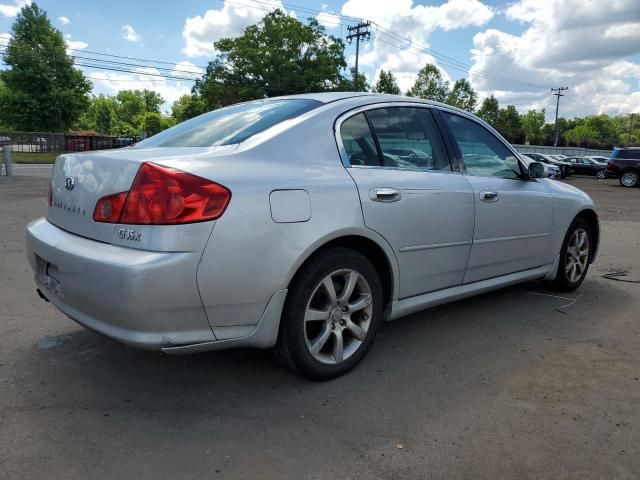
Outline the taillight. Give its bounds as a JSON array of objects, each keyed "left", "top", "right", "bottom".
[
  {"left": 607, "top": 161, "right": 614, "bottom": 168},
  {"left": 93, "top": 162, "right": 231, "bottom": 225}
]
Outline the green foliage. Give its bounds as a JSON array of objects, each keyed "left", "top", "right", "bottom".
[
  {"left": 373, "top": 70, "right": 400, "bottom": 95},
  {"left": 445, "top": 78, "right": 477, "bottom": 112},
  {"left": 476, "top": 95, "right": 500, "bottom": 127},
  {"left": 406, "top": 63, "right": 449, "bottom": 102},
  {"left": 565, "top": 124, "right": 599, "bottom": 146},
  {"left": 496, "top": 105, "right": 523, "bottom": 143},
  {"left": 171, "top": 94, "right": 207, "bottom": 123},
  {"left": 74, "top": 89, "right": 171, "bottom": 137},
  {"left": 335, "top": 67, "right": 369, "bottom": 92},
  {"left": 521, "top": 109, "right": 545, "bottom": 143},
  {"left": 0, "top": 2, "right": 91, "bottom": 131},
  {"left": 141, "top": 112, "right": 164, "bottom": 137},
  {"left": 194, "top": 9, "right": 347, "bottom": 108}
]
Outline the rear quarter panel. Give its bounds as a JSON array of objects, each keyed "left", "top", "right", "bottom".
[{"left": 167, "top": 105, "right": 398, "bottom": 338}]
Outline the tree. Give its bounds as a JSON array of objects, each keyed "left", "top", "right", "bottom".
[
  {"left": 141, "top": 112, "right": 164, "bottom": 137},
  {"left": 565, "top": 124, "right": 599, "bottom": 146},
  {"left": 445, "top": 78, "right": 477, "bottom": 112},
  {"left": 171, "top": 94, "right": 207, "bottom": 123},
  {"left": 113, "top": 89, "right": 164, "bottom": 136},
  {"left": 0, "top": 2, "right": 91, "bottom": 131},
  {"left": 495, "top": 105, "right": 523, "bottom": 143},
  {"left": 194, "top": 10, "right": 347, "bottom": 108},
  {"left": 521, "top": 109, "right": 545, "bottom": 144},
  {"left": 476, "top": 95, "right": 500, "bottom": 127},
  {"left": 336, "top": 67, "right": 369, "bottom": 92},
  {"left": 75, "top": 95, "right": 118, "bottom": 134},
  {"left": 373, "top": 70, "right": 400, "bottom": 95},
  {"left": 406, "top": 63, "right": 449, "bottom": 102}
]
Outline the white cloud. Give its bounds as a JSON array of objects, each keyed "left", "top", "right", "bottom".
[
  {"left": 182, "top": 0, "right": 290, "bottom": 57},
  {"left": 58, "top": 15, "right": 69, "bottom": 25},
  {"left": 87, "top": 61, "right": 203, "bottom": 112},
  {"left": 470, "top": 0, "right": 640, "bottom": 117},
  {"left": 340, "top": 0, "right": 493, "bottom": 93},
  {"left": 0, "top": 32, "right": 12, "bottom": 42},
  {"left": 64, "top": 33, "right": 88, "bottom": 55},
  {"left": 121, "top": 24, "right": 141, "bottom": 43},
  {"left": 0, "top": 0, "right": 29, "bottom": 17},
  {"left": 316, "top": 4, "right": 341, "bottom": 30}
]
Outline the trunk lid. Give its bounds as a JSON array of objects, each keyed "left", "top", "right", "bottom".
[{"left": 47, "top": 146, "right": 236, "bottom": 243}]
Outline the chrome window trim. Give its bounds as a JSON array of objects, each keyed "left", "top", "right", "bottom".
[{"left": 333, "top": 101, "right": 461, "bottom": 175}]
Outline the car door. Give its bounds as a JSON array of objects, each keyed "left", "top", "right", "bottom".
[
  {"left": 337, "top": 105, "right": 475, "bottom": 299},
  {"left": 437, "top": 110, "right": 553, "bottom": 284}
]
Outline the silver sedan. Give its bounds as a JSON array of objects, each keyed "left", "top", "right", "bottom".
[{"left": 26, "top": 93, "right": 599, "bottom": 379}]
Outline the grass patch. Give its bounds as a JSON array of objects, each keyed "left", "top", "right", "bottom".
[{"left": 10, "top": 151, "right": 58, "bottom": 164}]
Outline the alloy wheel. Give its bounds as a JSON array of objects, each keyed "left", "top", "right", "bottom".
[
  {"left": 564, "top": 227, "right": 590, "bottom": 283},
  {"left": 621, "top": 171, "right": 638, "bottom": 187},
  {"left": 303, "top": 269, "right": 373, "bottom": 364},
  {"left": 596, "top": 170, "right": 606, "bottom": 179}
]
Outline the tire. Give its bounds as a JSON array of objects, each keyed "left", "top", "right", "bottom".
[
  {"left": 275, "top": 247, "right": 383, "bottom": 380},
  {"left": 619, "top": 170, "right": 639, "bottom": 188},
  {"left": 546, "top": 218, "right": 592, "bottom": 292},
  {"left": 596, "top": 170, "right": 606, "bottom": 179}
]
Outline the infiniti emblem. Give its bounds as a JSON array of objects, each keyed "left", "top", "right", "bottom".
[{"left": 64, "top": 177, "right": 75, "bottom": 191}]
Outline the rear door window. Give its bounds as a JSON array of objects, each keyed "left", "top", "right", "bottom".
[
  {"left": 339, "top": 113, "right": 381, "bottom": 166},
  {"left": 365, "top": 107, "right": 451, "bottom": 171}
]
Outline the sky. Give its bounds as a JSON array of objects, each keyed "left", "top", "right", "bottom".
[{"left": 1, "top": 0, "right": 639, "bottom": 120}]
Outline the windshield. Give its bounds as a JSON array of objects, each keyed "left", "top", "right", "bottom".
[{"left": 136, "top": 99, "right": 322, "bottom": 148}]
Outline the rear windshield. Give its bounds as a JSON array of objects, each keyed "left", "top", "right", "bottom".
[{"left": 136, "top": 99, "right": 322, "bottom": 148}]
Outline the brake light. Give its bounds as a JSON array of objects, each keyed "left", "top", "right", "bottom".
[
  {"left": 93, "top": 163, "right": 231, "bottom": 225},
  {"left": 607, "top": 161, "right": 614, "bottom": 168}
]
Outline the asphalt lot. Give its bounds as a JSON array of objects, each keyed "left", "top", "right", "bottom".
[{"left": 1, "top": 175, "right": 639, "bottom": 479}]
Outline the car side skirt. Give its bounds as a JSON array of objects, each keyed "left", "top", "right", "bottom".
[{"left": 388, "top": 264, "right": 553, "bottom": 321}]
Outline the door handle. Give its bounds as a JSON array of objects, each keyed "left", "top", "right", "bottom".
[
  {"left": 370, "top": 187, "right": 401, "bottom": 203},
  {"left": 480, "top": 191, "right": 498, "bottom": 202}
]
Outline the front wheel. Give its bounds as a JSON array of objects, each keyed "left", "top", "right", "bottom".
[
  {"left": 620, "top": 170, "right": 639, "bottom": 188},
  {"left": 546, "top": 218, "right": 592, "bottom": 292},
  {"left": 275, "top": 247, "right": 383, "bottom": 380}
]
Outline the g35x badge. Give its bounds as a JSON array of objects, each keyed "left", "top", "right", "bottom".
[{"left": 118, "top": 229, "right": 142, "bottom": 241}]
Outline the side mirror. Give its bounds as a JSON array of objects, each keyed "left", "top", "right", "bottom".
[{"left": 528, "top": 161, "right": 546, "bottom": 179}]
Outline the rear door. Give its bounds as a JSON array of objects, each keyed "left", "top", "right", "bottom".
[
  {"left": 437, "top": 110, "right": 553, "bottom": 284},
  {"left": 338, "top": 105, "right": 475, "bottom": 299}
]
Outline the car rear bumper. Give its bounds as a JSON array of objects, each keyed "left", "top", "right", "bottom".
[{"left": 26, "top": 218, "right": 216, "bottom": 349}]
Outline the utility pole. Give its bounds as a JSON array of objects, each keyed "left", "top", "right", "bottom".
[
  {"left": 346, "top": 21, "right": 371, "bottom": 92},
  {"left": 628, "top": 114, "right": 634, "bottom": 146},
  {"left": 551, "top": 87, "right": 568, "bottom": 146}
]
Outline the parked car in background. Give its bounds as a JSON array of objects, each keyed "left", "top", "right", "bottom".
[
  {"left": 565, "top": 156, "right": 607, "bottom": 178},
  {"left": 551, "top": 154, "right": 568, "bottom": 160},
  {"left": 26, "top": 93, "right": 600, "bottom": 379},
  {"left": 0, "top": 135, "right": 10, "bottom": 147},
  {"left": 585, "top": 155, "right": 609, "bottom": 165},
  {"left": 606, "top": 147, "right": 640, "bottom": 187},
  {"left": 521, "top": 154, "right": 561, "bottom": 179},
  {"left": 526, "top": 153, "right": 573, "bottom": 178}
]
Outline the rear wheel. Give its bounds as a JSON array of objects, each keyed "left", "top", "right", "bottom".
[
  {"left": 275, "top": 247, "right": 383, "bottom": 380},
  {"left": 620, "top": 170, "right": 639, "bottom": 188},
  {"left": 596, "top": 170, "right": 606, "bottom": 179},
  {"left": 547, "top": 218, "right": 592, "bottom": 292}
]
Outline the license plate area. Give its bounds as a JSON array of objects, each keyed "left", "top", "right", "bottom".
[{"left": 35, "top": 254, "right": 61, "bottom": 295}]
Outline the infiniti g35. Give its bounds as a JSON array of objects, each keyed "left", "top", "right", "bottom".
[{"left": 26, "top": 93, "right": 599, "bottom": 379}]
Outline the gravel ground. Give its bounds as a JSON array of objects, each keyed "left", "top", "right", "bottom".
[{"left": 1, "top": 175, "right": 639, "bottom": 480}]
